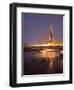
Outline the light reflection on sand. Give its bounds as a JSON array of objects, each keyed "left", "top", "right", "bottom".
[{"left": 24, "top": 48, "right": 63, "bottom": 75}]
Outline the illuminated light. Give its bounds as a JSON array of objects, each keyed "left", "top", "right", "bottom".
[
  {"left": 39, "top": 49, "right": 60, "bottom": 59},
  {"left": 28, "top": 41, "right": 63, "bottom": 47},
  {"left": 27, "top": 39, "right": 63, "bottom": 47}
]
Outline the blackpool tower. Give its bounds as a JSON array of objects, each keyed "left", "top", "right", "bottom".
[{"left": 49, "top": 25, "right": 54, "bottom": 41}]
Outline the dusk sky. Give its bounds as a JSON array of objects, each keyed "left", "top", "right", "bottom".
[{"left": 22, "top": 13, "right": 63, "bottom": 45}]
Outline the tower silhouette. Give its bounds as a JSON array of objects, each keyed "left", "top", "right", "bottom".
[{"left": 49, "top": 25, "right": 54, "bottom": 41}]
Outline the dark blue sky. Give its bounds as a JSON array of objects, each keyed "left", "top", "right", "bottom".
[{"left": 22, "top": 13, "right": 63, "bottom": 45}]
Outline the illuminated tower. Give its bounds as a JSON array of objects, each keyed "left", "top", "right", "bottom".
[{"left": 49, "top": 25, "right": 54, "bottom": 41}]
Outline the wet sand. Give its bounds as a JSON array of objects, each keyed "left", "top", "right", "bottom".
[{"left": 23, "top": 48, "right": 63, "bottom": 75}]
